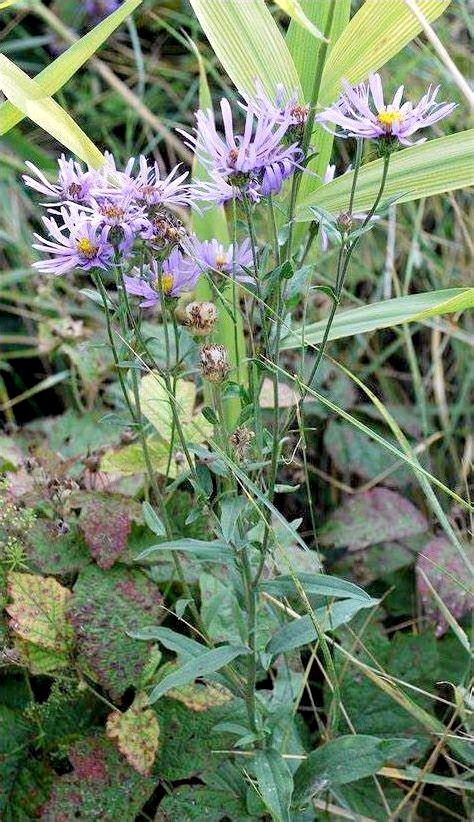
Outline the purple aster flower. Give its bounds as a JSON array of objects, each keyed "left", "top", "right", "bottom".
[
  {"left": 188, "top": 237, "right": 254, "bottom": 283},
  {"left": 85, "top": 0, "right": 120, "bottom": 23},
  {"left": 250, "top": 80, "right": 310, "bottom": 135},
  {"left": 317, "top": 73, "right": 456, "bottom": 146},
  {"left": 190, "top": 172, "right": 261, "bottom": 206},
  {"left": 32, "top": 206, "right": 113, "bottom": 275},
  {"left": 181, "top": 98, "right": 302, "bottom": 200},
  {"left": 88, "top": 193, "right": 146, "bottom": 252},
  {"left": 23, "top": 155, "right": 101, "bottom": 205},
  {"left": 123, "top": 156, "right": 192, "bottom": 208},
  {"left": 124, "top": 249, "right": 200, "bottom": 306}
]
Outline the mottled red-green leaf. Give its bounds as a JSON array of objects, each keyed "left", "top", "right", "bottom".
[
  {"left": 78, "top": 493, "right": 136, "bottom": 569},
  {"left": 7, "top": 759, "right": 53, "bottom": 820},
  {"left": 417, "top": 536, "right": 474, "bottom": 636},
  {"left": 155, "top": 785, "right": 251, "bottom": 821},
  {"left": 40, "top": 734, "right": 154, "bottom": 821},
  {"left": 26, "top": 520, "right": 90, "bottom": 576},
  {"left": 319, "top": 488, "right": 428, "bottom": 551},
  {"left": 68, "top": 565, "right": 164, "bottom": 698},
  {"left": 106, "top": 692, "right": 159, "bottom": 775}
]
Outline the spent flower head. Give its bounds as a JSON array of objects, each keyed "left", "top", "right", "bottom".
[
  {"left": 183, "top": 301, "right": 218, "bottom": 337},
  {"left": 200, "top": 344, "right": 230, "bottom": 383},
  {"left": 317, "top": 73, "right": 456, "bottom": 146}
]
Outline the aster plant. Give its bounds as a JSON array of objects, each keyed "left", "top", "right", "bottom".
[{"left": 22, "top": 1, "right": 470, "bottom": 813}]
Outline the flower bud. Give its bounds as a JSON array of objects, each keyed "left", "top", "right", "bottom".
[
  {"left": 200, "top": 344, "right": 230, "bottom": 383},
  {"left": 336, "top": 212, "right": 353, "bottom": 233},
  {"left": 184, "top": 301, "right": 217, "bottom": 337},
  {"left": 229, "top": 426, "right": 255, "bottom": 460}
]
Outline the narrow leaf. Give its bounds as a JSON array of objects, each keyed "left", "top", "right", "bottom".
[
  {"left": 253, "top": 749, "right": 293, "bottom": 822},
  {"left": 274, "top": 0, "right": 327, "bottom": 41},
  {"left": 283, "top": 288, "right": 474, "bottom": 348},
  {"left": 0, "top": 55, "right": 103, "bottom": 167},
  {"left": 148, "top": 644, "right": 247, "bottom": 703},
  {"left": 0, "top": 0, "right": 143, "bottom": 135},
  {"left": 260, "top": 573, "right": 373, "bottom": 601},
  {"left": 142, "top": 501, "right": 166, "bottom": 537},
  {"left": 296, "top": 132, "right": 474, "bottom": 219},
  {"left": 128, "top": 626, "right": 205, "bottom": 658}
]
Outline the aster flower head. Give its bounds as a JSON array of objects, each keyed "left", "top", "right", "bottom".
[
  {"left": 125, "top": 156, "right": 192, "bottom": 209},
  {"left": 181, "top": 97, "right": 302, "bottom": 202},
  {"left": 188, "top": 237, "right": 254, "bottom": 283},
  {"left": 23, "top": 155, "right": 101, "bottom": 206},
  {"left": 317, "top": 73, "right": 456, "bottom": 146},
  {"left": 124, "top": 249, "right": 200, "bottom": 307},
  {"left": 88, "top": 193, "right": 146, "bottom": 252},
  {"left": 32, "top": 205, "right": 113, "bottom": 276},
  {"left": 250, "top": 80, "right": 310, "bottom": 142}
]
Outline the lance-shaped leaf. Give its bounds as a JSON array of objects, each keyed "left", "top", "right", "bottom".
[
  {"left": 0, "top": 0, "right": 142, "bottom": 135},
  {"left": 296, "top": 131, "right": 474, "bottom": 219},
  {"left": 0, "top": 55, "right": 103, "bottom": 167},
  {"left": 106, "top": 692, "right": 160, "bottom": 776},
  {"left": 148, "top": 644, "right": 247, "bottom": 704},
  {"left": 282, "top": 288, "right": 474, "bottom": 348},
  {"left": 274, "top": 0, "right": 327, "bottom": 40},
  {"left": 189, "top": 0, "right": 301, "bottom": 100},
  {"left": 252, "top": 749, "right": 293, "bottom": 822}
]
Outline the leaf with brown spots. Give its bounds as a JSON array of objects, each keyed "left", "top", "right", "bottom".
[
  {"left": 79, "top": 493, "right": 134, "bottom": 569},
  {"left": 6, "top": 572, "right": 73, "bottom": 654},
  {"left": 319, "top": 488, "right": 428, "bottom": 551},
  {"left": 106, "top": 692, "right": 159, "bottom": 775},
  {"left": 417, "top": 536, "right": 474, "bottom": 637}
]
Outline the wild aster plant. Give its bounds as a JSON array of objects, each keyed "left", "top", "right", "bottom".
[
  {"left": 317, "top": 73, "right": 456, "bottom": 146},
  {"left": 23, "top": 156, "right": 101, "bottom": 205}
]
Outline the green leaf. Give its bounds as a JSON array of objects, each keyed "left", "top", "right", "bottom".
[
  {"left": 135, "top": 538, "right": 231, "bottom": 563},
  {"left": 252, "top": 749, "right": 293, "bottom": 822},
  {"left": 293, "top": 735, "right": 415, "bottom": 804},
  {"left": 283, "top": 287, "right": 474, "bottom": 348},
  {"left": 267, "top": 598, "right": 379, "bottom": 656},
  {"left": 296, "top": 132, "right": 474, "bottom": 219},
  {"left": 260, "top": 573, "right": 373, "bottom": 601},
  {"left": 0, "top": 0, "right": 143, "bottom": 135},
  {"left": 189, "top": 0, "right": 301, "bottom": 100},
  {"left": 128, "top": 625, "right": 205, "bottom": 658},
  {"left": 140, "top": 371, "right": 213, "bottom": 445},
  {"left": 0, "top": 55, "right": 103, "bottom": 167},
  {"left": 321, "top": 0, "right": 450, "bottom": 105},
  {"left": 142, "top": 501, "right": 166, "bottom": 537},
  {"left": 148, "top": 644, "right": 247, "bottom": 704}
]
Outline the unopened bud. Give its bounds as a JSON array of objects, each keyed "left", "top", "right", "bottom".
[
  {"left": 184, "top": 301, "right": 217, "bottom": 337},
  {"left": 200, "top": 344, "right": 230, "bottom": 383},
  {"left": 229, "top": 426, "right": 255, "bottom": 460},
  {"left": 337, "top": 212, "right": 353, "bottom": 233}
]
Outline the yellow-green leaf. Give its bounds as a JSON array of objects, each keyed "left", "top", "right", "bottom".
[
  {"left": 282, "top": 288, "right": 474, "bottom": 349},
  {"left": 0, "top": 0, "right": 143, "bottom": 135},
  {"left": 189, "top": 0, "right": 301, "bottom": 100},
  {"left": 296, "top": 131, "right": 474, "bottom": 219},
  {"left": 320, "top": 0, "right": 450, "bottom": 106},
  {"left": 6, "top": 572, "right": 72, "bottom": 653},
  {"left": 100, "top": 437, "right": 179, "bottom": 478},
  {"left": 139, "top": 372, "right": 213, "bottom": 445},
  {"left": 0, "top": 55, "right": 103, "bottom": 167},
  {"left": 106, "top": 692, "right": 160, "bottom": 776}
]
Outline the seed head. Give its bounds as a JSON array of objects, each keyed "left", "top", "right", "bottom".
[
  {"left": 184, "top": 301, "right": 217, "bottom": 337},
  {"left": 200, "top": 344, "right": 230, "bottom": 383},
  {"left": 229, "top": 426, "right": 255, "bottom": 460}
]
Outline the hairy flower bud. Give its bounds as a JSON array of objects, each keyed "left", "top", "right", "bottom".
[
  {"left": 229, "top": 426, "right": 255, "bottom": 460},
  {"left": 183, "top": 301, "right": 217, "bottom": 337},
  {"left": 200, "top": 344, "right": 230, "bottom": 383}
]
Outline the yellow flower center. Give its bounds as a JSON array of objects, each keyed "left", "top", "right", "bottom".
[
  {"left": 215, "top": 252, "right": 227, "bottom": 270},
  {"left": 76, "top": 238, "right": 98, "bottom": 259},
  {"left": 155, "top": 273, "right": 174, "bottom": 295},
  {"left": 377, "top": 110, "right": 403, "bottom": 129}
]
